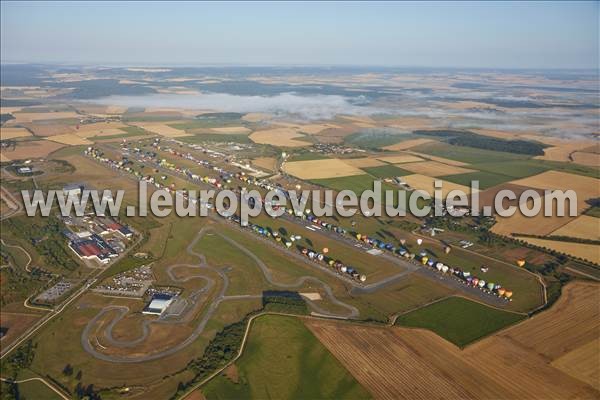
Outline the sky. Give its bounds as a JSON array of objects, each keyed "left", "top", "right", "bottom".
[{"left": 1, "top": 1, "right": 598, "bottom": 69}]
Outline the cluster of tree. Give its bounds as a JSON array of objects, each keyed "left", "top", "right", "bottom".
[
  {"left": 0, "top": 113, "right": 15, "bottom": 125},
  {"left": 3, "top": 215, "right": 78, "bottom": 271},
  {"left": 172, "top": 314, "right": 251, "bottom": 399},
  {"left": 2, "top": 340, "right": 36, "bottom": 378},
  {"left": 262, "top": 290, "right": 308, "bottom": 314},
  {"left": 413, "top": 129, "right": 547, "bottom": 155}
]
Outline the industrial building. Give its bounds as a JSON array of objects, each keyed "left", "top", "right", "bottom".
[{"left": 142, "top": 294, "right": 174, "bottom": 316}]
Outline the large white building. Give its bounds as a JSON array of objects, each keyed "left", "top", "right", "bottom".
[{"left": 142, "top": 294, "right": 173, "bottom": 315}]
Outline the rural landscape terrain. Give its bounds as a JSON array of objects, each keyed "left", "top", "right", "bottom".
[{"left": 0, "top": 63, "right": 598, "bottom": 399}]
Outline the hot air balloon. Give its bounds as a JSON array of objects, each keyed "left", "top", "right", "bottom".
[
  {"left": 322, "top": 247, "right": 329, "bottom": 254},
  {"left": 444, "top": 246, "right": 451, "bottom": 254},
  {"left": 295, "top": 184, "right": 301, "bottom": 190},
  {"left": 517, "top": 260, "right": 526, "bottom": 267},
  {"left": 478, "top": 280, "right": 486, "bottom": 288},
  {"left": 472, "top": 278, "right": 479, "bottom": 286},
  {"left": 441, "top": 265, "right": 449, "bottom": 273},
  {"left": 328, "top": 260, "right": 335, "bottom": 266},
  {"left": 360, "top": 274, "right": 367, "bottom": 282},
  {"left": 341, "top": 266, "right": 347, "bottom": 273},
  {"left": 417, "top": 238, "right": 423, "bottom": 245},
  {"left": 504, "top": 290, "right": 513, "bottom": 299},
  {"left": 302, "top": 248, "right": 308, "bottom": 255},
  {"left": 487, "top": 282, "right": 495, "bottom": 290},
  {"left": 421, "top": 256, "right": 429, "bottom": 265},
  {"left": 285, "top": 241, "right": 292, "bottom": 248},
  {"left": 356, "top": 233, "right": 362, "bottom": 240},
  {"left": 400, "top": 239, "right": 406, "bottom": 245},
  {"left": 498, "top": 288, "right": 506, "bottom": 296}
]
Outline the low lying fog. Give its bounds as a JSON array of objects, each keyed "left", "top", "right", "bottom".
[{"left": 93, "top": 92, "right": 379, "bottom": 120}]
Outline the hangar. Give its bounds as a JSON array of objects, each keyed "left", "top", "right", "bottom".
[{"left": 142, "top": 294, "right": 173, "bottom": 316}]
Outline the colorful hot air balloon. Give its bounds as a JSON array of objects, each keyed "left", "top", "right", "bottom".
[
  {"left": 498, "top": 288, "right": 506, "bottom": 296},
  {"left": 487, "top": 282, "right": 495, "bottom": 290},
  {"left": 504, "top": 291, "right": 513, "bottom": 299},
  {"left": 322, "top": 247, "right": 329, "bottom": 254},
  {"left": 417, "top": 238, "right": 423, "bottom": 245},
  {"left": 421, "top": 256, "right": 429, "bottom": 265},
  {"left": 356, "top": 233, "right": 362, "bottom": 240},
  {"left": 517, "top": 260, "right": 526, "bottom": 267}
]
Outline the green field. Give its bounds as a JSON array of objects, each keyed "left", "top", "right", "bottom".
[
  {"left": 469, "top": 160, "right": 550, "bottom": 179},
  {"left": 362, "top": 164, "right": 412, "bottom": 178},
  {"left": 412, "top": 141, "right": 529, "bottom": 164},
  {"left": 395, "top": 296, "right": 525, "bottom": 347},
  {"left": 443, "top": 171, "right": 514, "bottom": 189},
  {"left": 202, "top": 315, "right": 371, "bottom": 399}
]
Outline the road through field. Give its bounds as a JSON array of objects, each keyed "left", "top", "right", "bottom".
[{"left": 81, "top": 226, "right": 359, "bottom": 363}]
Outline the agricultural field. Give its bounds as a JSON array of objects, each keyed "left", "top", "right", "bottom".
[
  {"left": 382, "top": 138, "right": 434, "bottom": 151},
  {"left": 0, "top": 140, "right": 65, "bottom": 161},
  {"left": 375, "top": 154, "right": 424, "bottom": 164},
  {"left": 550, "top": 215, "right": 600, "bottom": 240},
  {"left": 395, "top": 296, "right": 525, "bottom": 347},
  {"left": 250, "top": 128, "right": 310, "bottom": 147},
  {"left": 129, "top": 121, "right": 191, "bottom": 137},
  {"left": 0, "top": 127, "right": 31, "bottom": 140},
  {"left": 45, "top": 134, "right": 92, "bottom": 146},
  {"left": 400, "top": 173, "right": 478, "bottom": 198},
  {"left": 517, "top": 237, "right": 599, "bottom": 264},
  {"left": 201, "top": 315, "right": 370, "bottom": 399},
  {"left": 399, "top": 160, "right": 475, "bottom": 176},
  {"left": 283, "top": 158, "right": 366, "bottom": 179},
  {"left": 306, "top": 282, "right": 599, "bottom": 400}
]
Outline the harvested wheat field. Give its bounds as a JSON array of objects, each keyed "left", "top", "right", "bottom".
[
  {"left": 510, "top": 171, "right": 600, "bottom": 210},
  {"left": 251, "top": 156, "right": 278, "bottom": 172},
  {"left": 408, "top": 151, "right": 470, "bottom": 167},
  {"left": 382, "top": 138, "right": 434, "bottom": 151},
  {"left": 45, "top": 134, "right": 92, "bottom": 146},
  {"left": 297, "top": 123, "right": 341, "bottom": 134},
  {"left": 551, "top": 215, "right": 600, "bottom": 240},
  {"left": 518, "top": 237, "right": 599, "bottom": 264},
  {"left": 129, "top": 122, "right": 189, "bottom": 137},
  {"left": 571, "top": 151, "right": 600, "bottom": 167},
  {"left": 73, "top": 122, "right": 127, "bottom": 138},
  {"left": 210, "top": 126, "right": 252, "bottom": 134},
  {"left": 376, "top": 154, "right": 424, "bottom": 164},
  {"left": 400, "top": 160, "right": 476, "bottom": 176},
  {"left": 0, "top": 127, "right": 31, "bottom": 140},
  {"left": 341, "top": 157, "right": 386, "bottom": 168},
  {"left": 305, "top": 282, "right": 599, "bottom": 400},
  {"left": 283, "top": 158, "right": 365, "bottom": 179},
  {"left": 533, "top": 139, "right": 598, "bottom": 163},
  {"left": 551, "top": 338, "right": 600, "bottom": 391},
  {"left": 384, "top": 116, "right": 437, "bottom": 131},
  {"left": 242, "top": 112, "right": 271, "bottom": 122},
  {"left": 0, "top": 140, "right": 65, "bottom": 161},
  {"left": 23, "top": 122, "right": 74, "bottom": 137},
  {"left": 10, "top": 111, "right": 80, "bottom": 124},
  {"left": 400, "top": 174, "right": 477, "bottom": 198},
  {"left": 250, "top": 128, "right": 309, "bottom": 147}
]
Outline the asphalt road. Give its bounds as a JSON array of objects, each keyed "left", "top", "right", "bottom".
[{"left": 81, "top": 227, "right": 360, "bottom": 363}]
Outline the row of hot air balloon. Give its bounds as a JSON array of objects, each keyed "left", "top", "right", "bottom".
[
  {"left": 300, "top": 247, "right": 367, "bottom": 282},
  {"left": 417, "top": 253, "right": 514, "bottom": 300},
  {"left": 231, "top": 218, "right": 367, "bottom": 283}
]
